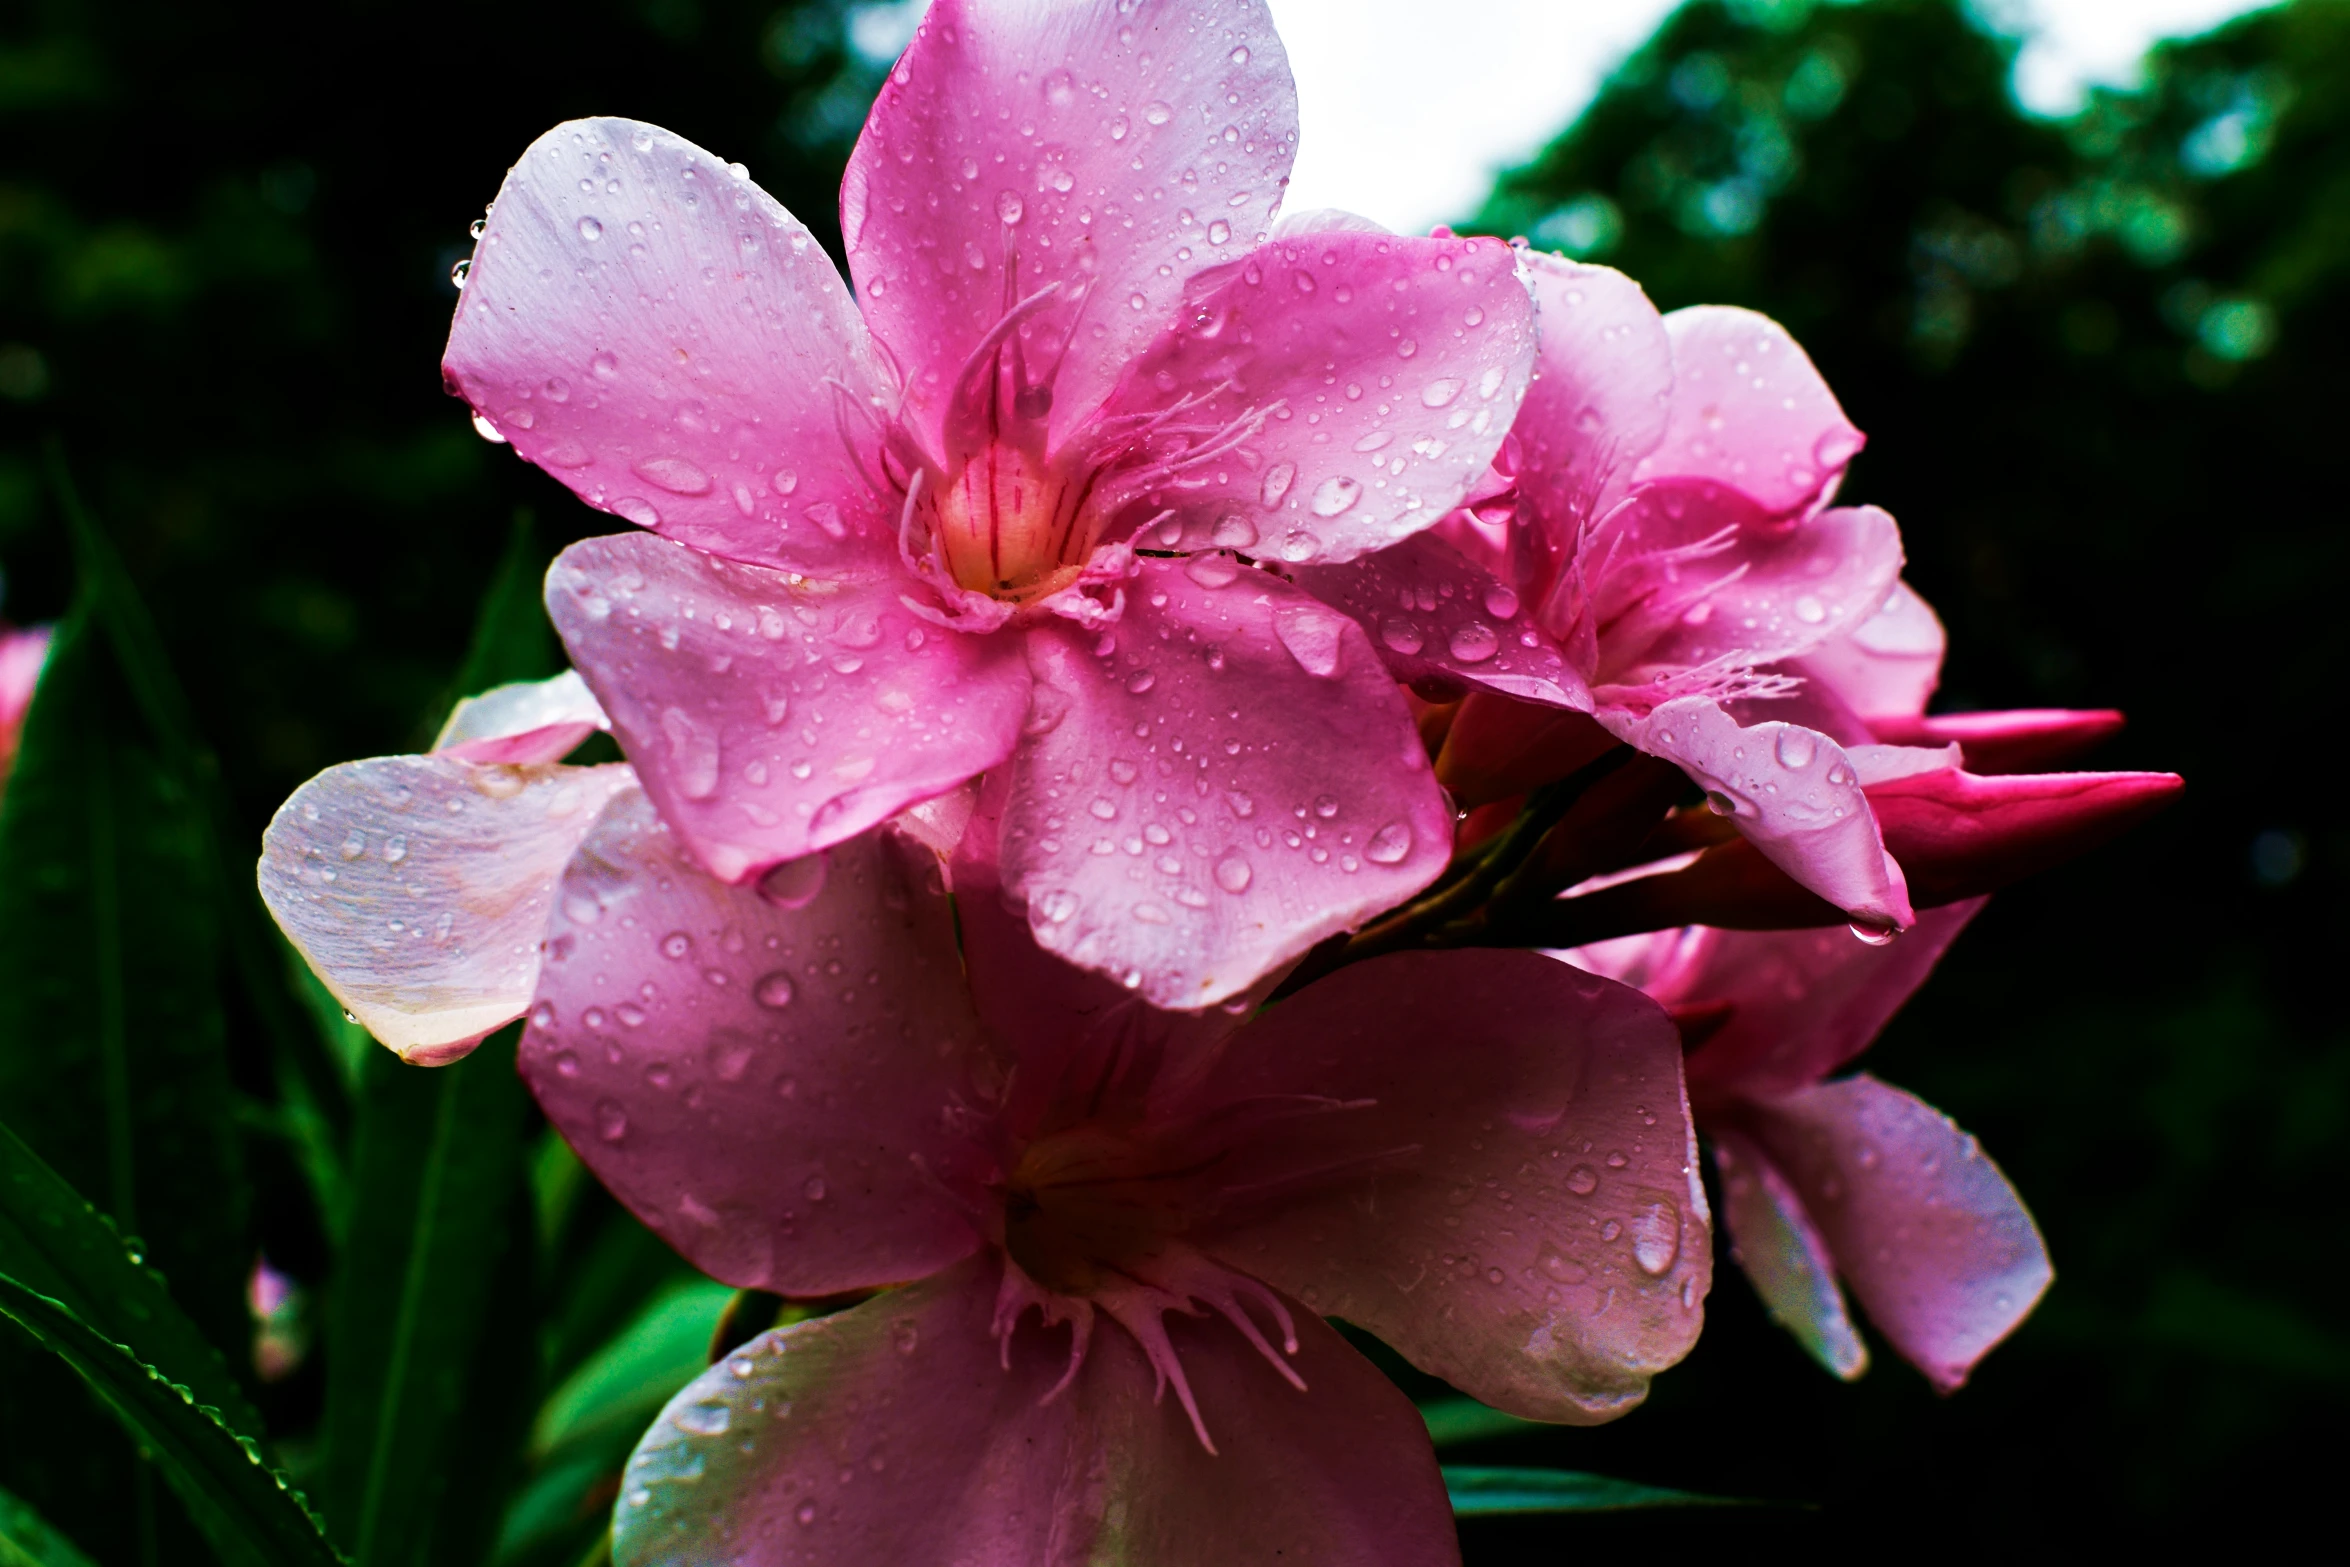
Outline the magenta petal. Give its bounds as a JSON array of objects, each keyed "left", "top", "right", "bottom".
[
  {"left": 547, "top": 532, "right": 1032, "bottom": 883},
  {"left": 999, "top": 558, "right": 1448, "bottom": 1009},
  {"left": 1710, "top": 1128, "right": 1868, "bottom": 1380},
  {"left": 1734, "top": 1076, "right": 2052, "bottom": 1391},
  {"left": 1640, "top": 305, "right": 1864, "bottom": 519},
  {"left": 258, "top": 757, "right": 634, "bottom": 1064},
  {"left": 432, "top": 669, "right": 610, "bottom": 766},
  {"left": 1104, "top": 230, "right": 1537, "bottom": 565},
  {"left": 1681, "top": 900, "right": 1987, "bottom": 1100},
  {"left": 615, "top": 1254, "right": 1460, "bottom": 1567},
  {"left": 1515, "top": 254, "right": 1673, "bottom": 541},
  {"left": 841, "top": 0, "right": 1297, "bottom": 446},
  {"left": 1789, "top": 579, "right": 1946, "bottom": 725},
  {"left": 1609, "top": 696, "right": 1915, "bottom": 930},
  {"left": 521, "top": 789, "right": 990, "bottom": 1293},
  {"left": 445, "top": 118, "right": 895, "bottom": 576},
  {"left": 1294, "top": 532, "right": 1589, "bottom": 708},
  {"left": 1870, "top": 708, "right": 2127, "bottom": 775},
  {"left": 1200, "top": 950, "right": 1710, "bottom": 1424}
]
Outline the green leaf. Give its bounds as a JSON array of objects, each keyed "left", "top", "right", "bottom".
[
  {"left": 425, "top": 509, "right": 561, "bottom": 750},
  {"left": 1417, "top": 1395, "right": 1545, "bottom": 1449},
  {"left": 1442, "top": 1466, "right": 1753, "bottom": 1516},
  {"left": 529, "top": 1277, "right": 734, "bottom": 1464},
  {"left": 317, "top": 1028, "right": 531, "bottom": 1567},
  {"left": 0, "top": 1273, "right": 344, "bottom": 1567},
  {"left": 0, "top": 1118, "right": 263, "bottom": 1438},
  {"left": 0, "top": 1483, "right": 98, "bottom": 1567}
]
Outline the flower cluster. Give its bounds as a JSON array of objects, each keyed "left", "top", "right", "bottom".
[{"left": 257, "top": 2, "right": 2177, "bottom": 1560}]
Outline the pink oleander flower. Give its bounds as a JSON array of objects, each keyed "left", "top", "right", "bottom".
[
  {"left": 0, "top": 623, "right": 52, "bottom": 795},
  {"left": 1302, "top": 256, "right": 1928, "bottom": 933},
  {"left": 1567, "top": 900, "right": 2051, "bottom": 1389},
  {"left": 441, "top": 0, "right": 1537, "bottom": 1011},
  {"left": 517, "top": 783, "right": 1709, "bottom": 1564}
]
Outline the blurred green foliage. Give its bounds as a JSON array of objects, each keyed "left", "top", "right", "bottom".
[{"left": 0, "top": 0, "right": 2342, "bottom": 1560}]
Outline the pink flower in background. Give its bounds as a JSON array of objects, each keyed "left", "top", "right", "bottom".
[
  {"left": 442, "top": 0, "right": 1537, "bottom": 1009},
  {"left": 259, "top": 671, "right": 636, "bottom": 1063},
  {"left": 1304, "top": 255, "right": 1925, "bottom": 932},
  {"left": 1569, "top": 901, "right": 2051, "bottom": 1389},
  {"left": 517, "top": 786, "right": 1709, "bottom": 1563},
  {"left": 0, "top": 623, "right": 51, "bottom": 794}
]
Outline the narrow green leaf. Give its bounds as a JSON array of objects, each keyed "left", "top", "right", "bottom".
[
  {"left": 1443, "top": 1466, "right": 1753, "bottom": 1516},
  {"left": 318, "top": 1028, "right": 530, "bottom": 1567},
  {"left": 529, "top": 1278, "right": 735, "bottom": 1463},
  {"left": 426, "top": 508, "right": 561, "bottom": 750},
  {"left": 0, "top": 1118, "right": 263, "bottom": 1437},
  {"left": 0, "top": 1483, "right": 98, "bottom": 1567},
  {"left": 0, "top": 1274, "right": 344, "bottom": 1567},
  {"left": 1417, "top": 1395, "right": 1545, "bottom": 1449}
]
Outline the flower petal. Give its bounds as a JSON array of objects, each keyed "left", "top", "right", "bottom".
[
  {"left": 1710, "top": 1126, "right": 1868, "bottom": 1380},
  {"left": 521, "top": 788, "right": 991, "bottom": 1294},
  {"left": 1868, "top": 708, "right": 2127, "bottom": 775},
  {"left": 1294, "top": 532, "right": 1588, "bottom": 709},
  {"left": 1729, "top": 1075, "right": 2052, "bottom": 1391},
  {"left": 841, "top": 0, "right": 1297, "bottom": 447},
  {"left": 547, "top": 532, "right": 1032, "bottom": 883},
  {"left": 258, "top": 756, "right": 634, "bottom": 1064},
  {"left": 1867, "top": 766, "right": 2184, "bottom": 907},
  {"left": 1198, "top": 950, "right": 1710, "bottom": 1424},
  {"left": 1607, "top": 696, "right": 1914, "bottom": 931},
  {"left": 1787, "top": 579, "right": 1945, "bottom": 725},
  {"left": 432, "top": 668, "right": 610, "bottom": 766},
  {"left": 445, "top": 118, "right": 895, "bottom": 575},
  {"left": 1676, "top": 901, "right": 1987, "bottom": 1101},
  {"left": 1513, "top": 253, "right": 1673, "bottom": 552},
  {"left": 1000, "top": 558, "right": 1449, "bottom": 1009},
  {"left": 1639, "top": 305, "right": 1863, "bottom": 520},
  {"left": 615, "top": 1254, "right": 1460, "bottom": 1566},
  {"left": 1105, "top": 230, "right": 1536, "bottom": 565}
]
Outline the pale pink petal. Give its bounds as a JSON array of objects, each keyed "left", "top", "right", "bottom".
[
  {"left": 841, "top": 0, "right": 1297, "bottom": 447},
  {"left": 1871, "top": 767, "right": 2183, "bottom": 907},
  {"left": 445, "top": 118, "right": 895, "bottom": 576},
  {"left": 1588, "top": 502, "right": 1904, "bottom": 698},
  {"left": 0, "top": 625, "right": 50, "bottom": 739},
  {"left": 1677, "top": 901, "right": 1985, "bottom": 1101},
  {"left": 432, "top": 669, "right": 611, "bottom": 766},
  {"left": 614, "top": 1254, "right": 1459, "bottom": 1566},
  {"left": 1869, "top": 708, "right": 2126, "bottom": 775},
  {"left": 999, "top": 558, "right": 1449, "bottom": 1009},
  {"left": 546, "top": 532, "right": 1032, "bottom": 882},
  {"left": 1294, "top": 532, "right": 1588, "bottom": 708},
  {"left": 1102, "top": 230, "right": 1536, "bottom": 565},
  {"left": 1788, "top": 579, "right": 1945, "bottom": 724},
  {"left": 521, "top": 789, "right": 991, "bottom": 1293},
  {"left": 1731, "top": 1076, "right": 2052, "bottom": 1391},
  {"left": 257, "top": 756, "right": 634, "bottom": 1064},
  {"left": 1512, "top": 254, "right": 1673, "bottom": 583},
  {"left": 1198, "top": 950, "right": 1710, "bottom": 1424},
  {"left": 1639, "top": 305, "right": 1863, "bottom": 519},
  {"left": 1606, "top": 696, "right": 1914, "bottom": 931},
  {"left": 1710, "top": 1127, "right": 1867, "bottom": 1379}
]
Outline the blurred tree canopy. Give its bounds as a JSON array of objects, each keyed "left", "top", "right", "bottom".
[{"left": 0, "top": 0, "right": 2343, "bottom": 1559}]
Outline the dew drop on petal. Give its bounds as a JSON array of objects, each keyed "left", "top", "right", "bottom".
[
  {"left": 577, "top": 216, "right": 604, "bottom": 241},
  {"left": 1447, "top": 623, "right": 1499, "bottom": 663},
  {"left": 1365, "top": 820, "right": 1414, "bottom": 864},
  {"left": 755, "top": 971, "right": 796, "bottom": 1009},
  {"left": 1310, "top": 476, "right": 1362, "bottom": 517},
  {"left": 1214, "top": 851, "right": 1253, "bottom": 893},
  {"left": 1381, "top": 618, "right": 1425, "bottom": 655},
  {"left": 1775, "top": 728, "right": 1816, "bottom": 768},
  {"left": 1630, "top": 1199, "right": 1682, "bottom": 1275},
  {"left": 594, "top": 1101, "right": 628, "bottom": 1142},
  {"left": 1420, "top": 377, "right": 1464, "bottom": 409},
  {"left": 1261, "top": 462, "right": 1296, "bottom": 507}
]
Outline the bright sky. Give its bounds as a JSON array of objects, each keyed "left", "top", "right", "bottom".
[{"left": 850, "top": 1, "right": 2279, "bottom": 234}]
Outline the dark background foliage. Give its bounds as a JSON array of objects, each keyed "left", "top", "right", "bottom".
[{"left": 1, "top": 0, "right": 2341, "bottom": 1559}]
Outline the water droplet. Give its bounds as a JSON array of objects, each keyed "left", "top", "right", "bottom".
[
  {"left": 553, "top": 1050, "right": 580, "bottom": 1077},
  {"left": 382, "top": 834, "right": 408, "bottom": 864},
  {"left": 995, "top": 190, "right": 1025, "bottom": 225},
  {"left": 1125, "top": 668, "right": 1156, "bottom": 694},
  {"left": 594, "top": 1101, "right": 628, "bottom": 1142},
  {"left": 661, "top": 708, "right": 721, "bottom": 800},
  {"left": 1794, "top": 594, "right": 1827, "bottom": 624},
  {"left": 806, "top": 502, "right": 847, "bottom": 539},
  {"left": 1310, "top": 476, "right": 1362, "bottom": 517},
  {"left": 755, "top": 971, "right": 796, "bottom": 1009},
  {"left": 339, "top": 830, "right": 366, "bottom": 861},
  {"left": 1214, "top": 851, "right": 1253, "bottom": 893},
  {"left": 1421, "top": 377, "right": 1464, "bottom": 408},
  {"left": 634, "top": 456, "right": 713, "bottom": 495},
  {"left": 1261, "top": 462, "right": 1296, "bottom": 507},
  {"left": 1849, "top": 919, "right": 1899, "bottom": 947},
  {"left": 1447, "top": 623, "right": 1498, "bottom": 663},
  {"left": 758, "top": 854, "right": 828, "bottom": 908},
  {"left": 1365, "top": 821, "right": 1414, "bottom": 864},
  {"left": 577, "top": 216, "right": 603, "bottom": 242},
  {"left": 803, "top": 1175, "right": 828, "bottom": 1201},
  {"left": 673, "top": 1400, "right": 730, "bottom": 1435},
  {"left": 1208, "top": 218, "right": 1232, "bottom": 245},
  {"left": 1564, "top": 1164, "right": 1599, "bottom": 1196},
  {"left": 470, "top": 411, "right": 506, "bottom": 443},
  {"left": 1629, "top": 1199, "right": 1681, "bottom": 1275},
  {"left": 1229, "top": 44, "right": 1251, "bottom": 64},
  {"left": 661, "top": 931, "right": 693, "bottom": 960},
  {"left": 1483, "top": 584, "right": 1520, "bottom": 620},
  {"left": 796, "top": 1503, "right": 818, "bottom": 1526},
  {"left": 1775, "top": 728, "right": 1816, "bottom": 768},
  {"left": 1208, "top": 513, "right": 1258, "bottom": 549},
  {"left": 1704, "top": 790, "right": 1739, "bottom": 817},
  {"left": 1381, "top": 618, "right": 1425, "bottom": 655},
  {"left": 1143, "top": 100, "right": 1174, "bottom": 126}
]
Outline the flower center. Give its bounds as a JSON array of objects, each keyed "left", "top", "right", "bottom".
[
  {"left": 998, "top": 1124, "right": 1199, "bottom": 1295},
  {"left": 930, "top": 443, "right": 1101, "bottom": 602}
]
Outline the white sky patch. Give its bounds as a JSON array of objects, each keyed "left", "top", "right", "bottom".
[{"left": 848, "top": 1, "right": 2280, "bottom": 234}]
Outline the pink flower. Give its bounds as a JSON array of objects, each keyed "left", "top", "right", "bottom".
[
  {"left": 0, "top": 623, "right": 51, "bottom": 793},
  {"left": 1567, "top": 902, "right": 2051, "bottom": 1389},
  {"left": 258, "top": 670, "right": 635, "bottom": 1063},
  {"left": 519, "top": 786, "right": 1710, "bottom": 1563},
  {"left": 442, "top": 0, "right": 1537, "bottom": 1009},
  {"left": 1304, "top": 256, "right": 1923, "bottom": 932}
]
